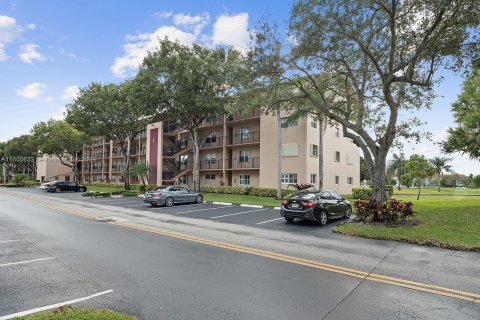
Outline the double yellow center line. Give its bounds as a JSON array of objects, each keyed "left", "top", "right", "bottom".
[{"left": 4, "top": 191, "right": 480, "bottom": 304}]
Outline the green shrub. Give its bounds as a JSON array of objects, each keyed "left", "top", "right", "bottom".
[
  {"left": 12, "top": 173, "right": 29, "bottom": 185},
  {"left": 249, "top": 187, "right": 277, "bottom": 197},
  {"left": 352, "top": 188, "right": 372, "bottom": 200},
  {"left": 353, "top": 198, "right": 416, "bottom": 223},
  {"left": 82, "top": 191, "right": 111, "bottom": 198},
  {"left": 200, "top": 185, "right": 249, "bottom": 195},
  {"left": 122, "top": 190, "right": 139, "bottom": 197},
  {"left": 24, "top": 180, "right": 40, "bottom": 187}
]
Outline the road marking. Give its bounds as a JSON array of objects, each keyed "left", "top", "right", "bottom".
[
  {"left": 112, "top": 221, "right": 480, "bottom": 304},
  {"left": 0, "top": 289, "right": 113, "bottom": 319},
  {"left": 255, "top": 217, "right": 285, "bottom": 225},
  {"left": 0, "top": 240, "right": 21, "bottom": 244},
  {"left": 174, "top": 206, "right": 231, "bottom": 214},
  {"left": 211, "top": 208, "right": 268, "bottom": 219},
  {"left": 3, "top": 190, "right": 480, "bottom": 305},
  {"left": 0, "top": 257, "right": 55, "bottom": 268}
]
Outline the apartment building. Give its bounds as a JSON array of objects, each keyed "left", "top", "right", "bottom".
[{"left": 78, "top": 111, "right": 360, "bottom": 194}]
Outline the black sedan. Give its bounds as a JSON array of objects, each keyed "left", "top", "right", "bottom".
[
  {"left": 46, "top": 181, "right": 87, "bottom": 193},
  {"left": 280, "top": 190, "right": 351, "bottom": 225}
]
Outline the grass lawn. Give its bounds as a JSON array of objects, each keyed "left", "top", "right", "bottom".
[
  {"left": 203, "top": 193, "right": 283, "bottom": 207},
  {"left": 392, "top": 187, "right": 480, "bottom": 196},
  {"left": 13, "top": 307, "right": 134, "bottom": 320},
  {"left": 335, "top": 195, "right": 480, "bottom": 251},
  {"left": 85, "top": 185, "right": 126, "bottom": 193}
]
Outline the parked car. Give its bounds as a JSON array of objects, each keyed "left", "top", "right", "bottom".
[
  {"left": 46, "top": 181, "right": 87, "bottom": 193},
  {"left": 39, "top": 180, "right": 57, "bottom": 190},
  {"left": 280, "top": 190, "right": 351, "bottom": 225},
  {"left": 143, "top": 186, "right": 203, "bottom": 207}
]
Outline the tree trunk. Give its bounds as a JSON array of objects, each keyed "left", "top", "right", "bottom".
[
  {"left": 192, "top": 128, "right": 200, "bottom": 192},
  {"left": 122, "top": 139, "right": 132, "bottom": 190},
  {"left": 417, "top": 183, "right": 421, "bottom": 200},
  {"left": 370, "top": 155, "right": 388, "bottom": 221}
]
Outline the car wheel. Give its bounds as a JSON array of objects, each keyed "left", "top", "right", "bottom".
[
  {"left": 316, "top": 210, "right": 328, "bottom": 226},
  {"left": 165, "top": 197, "right": 174, "bottom": 207},
  {"left": 55, "top": 187, "right": 61, "bottom": 193},
  {"left": 195, "top": 195, "right": 203, "bottom": 204},
  {"left": 344, "top": 206, "right": 352, "bottom": 219},
  {"left": 285, "top": 217, "right": 295, "bottom": 224}
]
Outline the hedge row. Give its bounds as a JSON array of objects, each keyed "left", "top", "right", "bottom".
[
  {"left": 352, "top": 185, "right": 395, "bottom": 200},
  {"left": 199, "top": 185, "right": 295, "bottom": 198},
  {"left": 82, "top": 191, "right": 111, "bottom": 198}
]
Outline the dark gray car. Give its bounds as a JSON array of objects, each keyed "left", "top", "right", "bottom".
[
  {"left": 143, "top": 186, "right": 203, "bottom": 207},
  {"left": 280, "top": 190, "right": 351, "bottom": 225}
]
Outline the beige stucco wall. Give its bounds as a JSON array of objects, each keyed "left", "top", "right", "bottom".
[
  {"left": 36, "top": 155, "right": 72, "bottom": 182},
  {"left": 322, "top": 124, "right": 360, "bottom": 195}
]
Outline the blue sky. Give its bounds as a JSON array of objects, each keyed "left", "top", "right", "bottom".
[{"left": 0, "top": 1, "right": 478, "bottom": 174}]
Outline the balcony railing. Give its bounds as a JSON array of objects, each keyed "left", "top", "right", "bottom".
[
  {"left": 200, "top": 159, "right": 223, "bottom": 170},
  {"left": 163, "top": 122, "right": 183, "bottom": 134},
  {"left": 200, "top": 115, "right": 224, "bottom": 127},
  {"left": 227, "top": 110, "right": 261, "bottom": 122},
  {"left": 202, "top": 136, "right": 223, "bottom": 148},
  {"left": 226, "top": 132, "right": 260, "bottom": 145},
  {"left": 226, "top": 157, "right": 260, "bottom": 169}
]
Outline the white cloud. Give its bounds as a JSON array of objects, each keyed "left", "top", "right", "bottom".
[
  {"left": 26, "top": 23, "right": 36, "bottom": 30},
  {"left": 152, "top": 11, "right": 173, "bottom": 19},
  {"left": 173, "top": 13, "right": 209, "bottom": 34},
  {"left": 51, "top": 106, "right": 67, "bottom": 120},
  {"left": 111, "top": 26, "right": 197, "bottom": 78},
  {"left": 212, "top": 13, "right": 251, "bottom": 51},
  {"left": 0, "top": 43, "right": 6, "bottom": 61},
  {"left": 19, "top": 43, "right": 45, "bottom": 63},
  {"left": 62, "top": 85, "right": 80, "bottom": 100},
  {"left": 0, "top": 15, "right": 20, "bottom": 43},
  {"left": 16, "top": 82, "right": 47, "bottom": 99}
]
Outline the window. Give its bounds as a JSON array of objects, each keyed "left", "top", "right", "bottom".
[
  {"left": 239, "top": 149, "right": 249, "bottom": 163},
  {"left": 206, "top": 154, "right": 217, "bottom": 164},
  {"left": 240, "top": 127, "right": 251, "bottom": 139},
  {"left": 347, "top": 177, "right": 353, "bottom": 185},
  {"left": 311, "top": 120, "right": 317, "bottom": 128},
  {"left": 335, "top": 151, "right": 341, "bottom": 162},
  {"left": 205, "top": 133, "right": 217, "bottom": 144},
  {"left": 280, "top": 117, "right": 298, "bottom": 128},
  {"left": 178, "top": 175, "right": 188, "bottom": 185},
  {"left": 335, "top": 127, "right": 340, "bottom": 137},
  {"left": 281, "top": 173, "right": 298, "bottom": 184},
  {"left": 310, "top": 144, "right": 319, "bottom": 157},
  {"left": 239, "top": 174, "right": 250, "bottom": 185},
  {"left": 310, "top": 174, "right": 317, "bottom": 184},
  {"left": 335, "top": 176, "right": 340, "bottom": 185},
  {"left": 205, "top": 174, "right": 216, "bottom": 185}
]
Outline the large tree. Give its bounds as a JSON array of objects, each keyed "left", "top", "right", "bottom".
[
  {"left": 2, "top": 135, "right": 39, "bottom": 181},
  {"left": 139, "top": 39, "right": 242, "bottom": 191},
  {"left": 249, "top": 0, "right": 479, "bottom": 201},
  {"left": 441, "top": 70, "right": 480, "bottom": 161},
  {"left": 66, "top": 78, "right": 157, "bottom": 190},
  {"left": 429, "top": 156, "right": 453, "bottom": 192},
  {"left": 32, "top": 120, "right": 89, "bottom": 182}
]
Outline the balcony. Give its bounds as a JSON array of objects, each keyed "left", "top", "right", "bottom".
[
  {"left": 226, "top": 157, "right": 260, "bottom": 169},
  {"left": 200, "top": 115, "right": 224, "bottom": 128},
  {"left": 226, "top": 132, "right": 260, "bottom": 145},
  {"left": 200, "top": 159, "right": 223, "bottom": 170},
  {"left": 163, "top": 122, "right": 184, "bottom": 135},
  {"left": 226, "top": 110, "right": 261, "bottom": 122},
  {"left": 202, "top": 136, "right": 223, "bottom": 148}
]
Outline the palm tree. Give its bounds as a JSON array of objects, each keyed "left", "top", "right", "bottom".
[
  {"left": 387, "top": 153, "right": 406, "bottom": 191},
  {"left": 429, "top": 157, "right": 453, "bottom": 192}
]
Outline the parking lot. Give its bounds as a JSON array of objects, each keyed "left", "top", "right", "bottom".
[{"left": 9, "top": 188, "right": 347, "bottom": 237}]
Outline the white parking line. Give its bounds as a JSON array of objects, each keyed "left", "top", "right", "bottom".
[
  {"left": 0, "top": 257, "right": 55, "bottom": 268},
  {"left": 0, "top": 289, "right": 113, "bottom": 319},
  {"left": 174, "top": 206, "right": 230, "bottom": 214},
  {"left": 211, "top": 208, "right": 267, "bottom": 219},
  {"left": 255, "top": 217, "right": 285, "bottom": 225},
  {"left": 0, "top": 240, "right": 21, "bottom": 244}
]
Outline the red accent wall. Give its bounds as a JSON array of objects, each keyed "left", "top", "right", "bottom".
[{"left": 149, "top": 128, "right": 158, "bottom": 185}]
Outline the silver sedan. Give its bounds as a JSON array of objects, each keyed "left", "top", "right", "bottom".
[{"left": 143, "top": 186, "right": 203, "bottom": 207}]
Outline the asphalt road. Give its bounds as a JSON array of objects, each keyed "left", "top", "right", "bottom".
[{"left": 0, "top": 188, "right": 479, "bottom": 319}]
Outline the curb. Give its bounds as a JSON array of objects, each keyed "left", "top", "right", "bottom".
[{"left": 204, "top": 201, "right": 280, "bottom": 210}]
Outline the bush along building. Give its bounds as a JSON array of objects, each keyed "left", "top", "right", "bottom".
[{"left": 77, "top": 111, "right": 360, "bottom": 195}]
